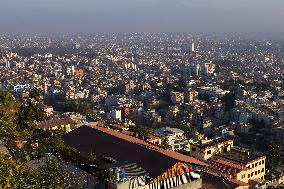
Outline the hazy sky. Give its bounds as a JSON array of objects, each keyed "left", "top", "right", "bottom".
[
  {"left": 0, "top": 0, "right": 284, "bottom": 34},
  {"left": 0, "top": 0, "right": 283, "bottom": 13}
]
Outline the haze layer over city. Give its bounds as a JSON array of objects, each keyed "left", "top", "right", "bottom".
[
  {"left": 0, "top": 1, "right": 284, "bottom": 189},
  {"left": 0, "top": 0, "right": 284, "bottom": 35}
]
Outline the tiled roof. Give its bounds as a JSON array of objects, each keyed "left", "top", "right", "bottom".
[
  {"left": 146, "top": 134, "right": 161, "bottom": 140},
  {"left": 94, "top": 126, "right": 206, "bottom": 166},
  {"left": 208, "top": 159, "right": 249, "bottom": 174},
  {"left": 202, "top": 171, "right": 249, "bottom": 189},
  {"left": 63, "top": 125, "right": 206, "bottom": 177},
  {"left": 38, "top": 117, "right": 77, "bottom": 129}
]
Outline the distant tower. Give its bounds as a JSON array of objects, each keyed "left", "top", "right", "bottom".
[
  {"left": 5, "top": 61, "right": 10, "bottom": 68},
  {"left": 196, "top": 63, "right": 201, "bottom": 76},
  {"left": 191, "top": 43, "right": 195, "bottom": 52},
  {"left": 48, "top": 38, "right": 52, "bottom": 47},
  {"left": 71, "top": 66, "right": 75, "bottom": 76}
]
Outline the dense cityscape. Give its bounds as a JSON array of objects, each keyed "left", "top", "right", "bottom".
[{"left": 0, "top": 33, "right": 283, "bottom": 189}]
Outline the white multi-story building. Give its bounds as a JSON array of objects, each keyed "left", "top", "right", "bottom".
[
  {"left": 154, "top": 127, "right": 187, "bottom": 151},
  {"left": 198, "top": 86, "right": 230, "bottom": 98}
]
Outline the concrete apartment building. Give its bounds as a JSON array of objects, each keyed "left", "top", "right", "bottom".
[
  {"left": 154, "top": 127, "right": 187, "bottom": 151},
  {"left": 189, "top": 138, "right": 266, "bottom": 185},
  {"left": 217, "top": 147, "right": 266, "bottom": 183},
  {"left": 189, "top": 138, "right": 234, "bottom": 161}
]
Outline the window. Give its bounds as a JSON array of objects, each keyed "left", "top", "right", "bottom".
[
  {"left": 251, "top": 173, "right": 254, "bottom": 177},
  {"left": 259, "top": 162, "right": 261, "bottom": 165},
  {"left": 248, "top": 174, "right": 250, "bottom": 178},
  {"left": 255, "top": 171, "right": 257, "bottom": 175},
  {"left": 207, "top": 150, "right": 212, "bottom": 155},
  {"left": 247, "top": 165, "right": 250, "bottom": 169},
  {"left": 262, "top": 160, "right": 265, "bottom": 164},
  {"left": 241, "top": 174, "right": 245, "bottom": 179},
  {"left": 252, "top": 164, "right": 255, "bottom": 168},
  {"left": 255, "top": 163, "right": 257, "bottom": 167},
  {"left": 262, "top": 168, "right": 264, "bottom": 172},
  {"left": 258, "top": 170, "right": 260, "bottom": 174}
]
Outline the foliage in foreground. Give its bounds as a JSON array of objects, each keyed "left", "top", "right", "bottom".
[
  {"left": 0, "top": 154, "right": 82, "bottom": 189},
  {"left": 0, "top": 89, "right": 83, "bottom": 188}
]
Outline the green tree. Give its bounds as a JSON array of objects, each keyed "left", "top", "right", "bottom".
[
  {"left": 0, "top": 89, "right": 19, "bottom": 120},
  {"left": 221, "top": 93, "right": 236, "bottom": 111},
  {"left": 77, "top": 101, "right": 91, "bottom": 115},
  {"left": 264, "top": 142, "right": 283, "bottom": 173},
  {"left": 63, "top": 100, "right": 90, "bottom": 115},
  {"left": 198, "top": 93, "right": 210, "bottom": 102},
  {"left": 0, "top": 154, "right": 83, "bottom": 188},
  {"left": 179, "top": 123, "right": 196, "bottom": 138},
  {"left": 0, "top": 119, "right": 20, "bottom": 142},
  {"left": 130, "top": 125, "right": 153, "bottom": 138},
  {"left": 56, "top": 143, "right": 84, "bottom": 165},
  {"left": 36, "top": 160, "right": 83, "bottom": 189},
  {"left": 161, "top": 138, "right": 171, "bottom": 149},
  {"left": 0, "top": 154, "right": 36, "bottom": 188},
  {"left": 177, "top": 76, "right": 186, "bottom": 92},
  {"left": 161, "top": 82, "right": 174, "bottom": 104},
  {"left": 29, "top": 88, "right": 42, "bottom": 102},
  {"left": 17, "top": 101, "right": 47, "bottom": 130}
]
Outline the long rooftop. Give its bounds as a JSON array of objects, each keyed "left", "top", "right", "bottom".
[{"left": 63, "top": 125, "right": 206, "bottom": 177}]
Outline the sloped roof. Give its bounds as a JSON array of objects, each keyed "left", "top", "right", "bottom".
[
  {"left": 202, "top": 171, "right": 249, "bottom": 189},
  {"left": 63, "top": 125, "right": 206, "bottom": 177},
  {"left": 208, "top": 159, "right": 249, "bottom": 174},
  {"left": 38, "top": 117, "right": 77, "bottom": 129}
]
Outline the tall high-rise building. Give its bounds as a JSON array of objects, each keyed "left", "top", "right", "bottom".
[
  {"left": 191, "top": 43, "right": 195, "bottom": 52},
  {"left": 189, "top": 61, "right": 215, "bottom": 77},
  {"left": 5, "top": 61, "right": 10, "bottom": 68}
]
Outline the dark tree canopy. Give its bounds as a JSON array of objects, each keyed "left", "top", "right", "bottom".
[
  {"left": 0, "top": 88, "right": 90, "bottom": 188},
  {"left": 221, "top": 93, "right": 236, "bottom": 111},
  {"left": 17, "top": 101, "right": 47, "bottom": 130},
  {"left": 264, "top": 142, "right": 283, "bottom": 173},
  {"left": 0, "top": 154, "right": 82, "bottom": 189},
  {"left": 0, "top": 89, "right": 19, "bottom": 120},
  {"left": 36, "top": 160, "right": 83, "bottom": 189},
  {"left": 29, "top": 88, "right": 43, "bottom": 101},
  {"left": 63, "top": 100, "right": 91, "bottom": 115},
  {"left": 198, "top": 93, "right": 210, "bottom": 103},
  {"left": 177, "top": 76, "right": 187, "bottom": 92}
]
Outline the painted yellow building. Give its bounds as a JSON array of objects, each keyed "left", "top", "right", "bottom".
[
  {"left": 217, "top": 147, "right": 266, "bottom": 183},
  {"left": 207, "top": 158, "right": 250, "bottom": 182},
  {"left": 190, "top": 138, "right": 266, "bottom": 185},
  {"left": 189, "top": 137, "right": 234, "bottom": 161},
  {"left": 146, "top": 135, "right": 162, "bottom": 146}
]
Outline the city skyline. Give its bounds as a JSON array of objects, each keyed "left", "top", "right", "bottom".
[{"left": 1, "top": 1, "right": 284, "bottom": 188}]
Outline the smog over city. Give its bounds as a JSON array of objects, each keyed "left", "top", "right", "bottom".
[
  {"left": 1, "top": 0, "right": 284, "bottom": 35},
  {"left": 0, "top": 0, "right": 284, "bottom": 189}
]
